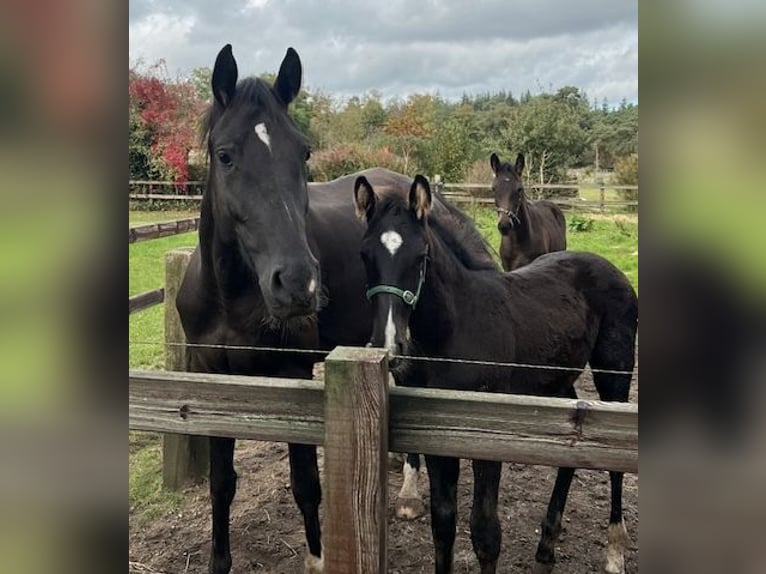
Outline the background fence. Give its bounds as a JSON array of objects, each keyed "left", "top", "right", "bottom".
[{"left": 128, "top": 180, "right": 639, "bottom": 213}]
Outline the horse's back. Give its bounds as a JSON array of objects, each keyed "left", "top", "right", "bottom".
[
  {"left": 533, "top": 199, "right": 567, "bottom": 250},
  {"left": 513, "top": 250, "right": 636, "bottom": 318},
  {"left": 307, "top": 169, "right": 412, "bottom": 349}
]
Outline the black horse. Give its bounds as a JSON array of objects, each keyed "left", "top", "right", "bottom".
[
  {"left": 490, "top": 152, "right": 567, "bottom": 270},
  {"left": 176, "top": 45, "right": 435, "bottom": 573},
  {"left": 354, "top": 174, "right": 637, "bottom": 574}
]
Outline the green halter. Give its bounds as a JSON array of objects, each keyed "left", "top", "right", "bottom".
[{"left": 365, "top": 251, "right": 429, "bottom": 308}]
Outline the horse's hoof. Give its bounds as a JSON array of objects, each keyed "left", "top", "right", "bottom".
[
  {"left": 603, "top": 520, "right": 628, "bottom": 574},
  {"left": 395, "top": 498, "right": 426, "bottom": 520},
  {"left": 304, "top": 552, "right": 324, "bottom": 573},
  {"left": 532, "top": 561, "right": 555, "bottom": 574},
  {"left": 603, "top": 557, "right": 625, "bottom": 574}
]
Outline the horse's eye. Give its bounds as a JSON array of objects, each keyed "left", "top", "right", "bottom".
[
  {"left": 305, "top": 149, "right": 312, "bottom": 161},
  {"left": 217, "top": 151, "right": 233, "bottom": 167}
]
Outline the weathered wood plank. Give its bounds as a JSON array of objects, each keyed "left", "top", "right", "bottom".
[
  {"left": 129, "top": 217, "right": 200, "bottom": 243},
  {"left": 389, "top": 388, "right": 637, "bottom": 473},
  {"left": 129, "top": 369, "right": 638, "bottom": 473},
  {"left": 129, "top": 288, "right": 164, "bottom": 314},
  {"left": 129, "top": 194, "right": 204, "bottom": 201},
  {"left": 324, "top": 347, "right": 389, "bottom": 574},
  {"left": 162, "top": 248, "right": 208, "bottom": 489},
  {"left": 130, "top": 370, "right": 325, "bottom": 443}
]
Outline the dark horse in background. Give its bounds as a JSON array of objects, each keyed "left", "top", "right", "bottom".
[
  {"left": 176, "top": 45, "right": 432, "bottom": 573},
  {"left": 353, "top": 174, "right": 637, "bottom": 574},
  {"left": 490, "top": 152, "right": 566, "bottom": 270}
]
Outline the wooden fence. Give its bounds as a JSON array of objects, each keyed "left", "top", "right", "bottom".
[
  {"left": 129, "top": 180, "right": 204, "bottom": 201},
  {"left": 128, "top": 219, "right": 199, "bottom": 315},
  {"left": 128, "top": 180, "right": 638, "bottom": 212},
  {"left": 437, "top": 182, "right": 638, "bottom": 213},
  {"left": 129, "top": 348, "right": 637, "bottom": 573}
]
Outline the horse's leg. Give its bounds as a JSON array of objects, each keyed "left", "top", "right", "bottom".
[
  {"left": 591, "top": 319, "right": 635, "bottom": 574},
  {"left": 397, "top": 453, "right": 426, "bottom": 519},
  {"left": 209, "top": 437, "right": 236, "bottom": 574},
  {"left": 425, "top": 455, "right": 460, "bottom": 574},
  {"left": 470, "top": 459, "right": 503, "bottom": 574},
  {"left": 288, "top": 443, "right": 323, "bottom": 573},
  {"left": 533, "top": 466, "right": 575, "bottom": 574},
  {"left": 534, "top": 386, "right": 578, "bottom": 574}
]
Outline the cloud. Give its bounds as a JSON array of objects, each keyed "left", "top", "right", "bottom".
[{"left": 128, "top": 0, "right": 637, "bottom": 104}]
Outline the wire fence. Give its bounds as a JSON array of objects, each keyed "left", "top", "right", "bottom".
[{"left": 128, "top": 339, "right": 638, "bottom": 376}]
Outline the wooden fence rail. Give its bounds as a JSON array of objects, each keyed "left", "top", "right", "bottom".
[
  {"left": 129, "top": 288, "right": 164, "bottom": 315},
  {"left": 129, "top": 365, "right": 638, "bottom": 473},
  {"left": 130, "top": 348, "right": 637, "bottom": 573},
  {"left": 129, "top": 217, "right": 201, "bottom": 243}
]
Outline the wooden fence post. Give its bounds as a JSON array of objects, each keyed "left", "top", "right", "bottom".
[
  {"left": 599, "top": 186, "right": 606, "bottom": 214},
  {"left": 163, "top": 247, "right": 209, "bottom": 490},
  {"left": 324, "top": 347, "right": 389, "bottom": 574}
]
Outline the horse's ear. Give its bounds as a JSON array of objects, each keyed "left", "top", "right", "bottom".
[
  {"left": 409, "top": 175, "right": 432, "bottom": 220},
  {"left": 514, "top": 153, "right": 525, "bottom": 176},
  {"left": 274, "top": 47, "right": 302, "bottom": 107},
  {"left": 490, "top": 152, "right": 501, "bottom": 175},
  {"left": 354, "top": 176, "right": 376, "bottom": 222},
  {"left": 212, "top": 44, "right": 238, "bottom": 108}
]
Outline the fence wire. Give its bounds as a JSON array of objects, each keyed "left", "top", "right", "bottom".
[{"left": 129, "top": 340, "right": 637, "bottom": 376}]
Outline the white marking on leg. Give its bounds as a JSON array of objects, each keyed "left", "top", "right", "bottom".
[
  {"left": 398, "top": 461, "right": 420, "bottom": 500},
  {"left": 308, "top": 278, "right": 316, "bottom": 294},
  {"left": 304, "top": 550, "right": 324, "bottom": 573},
  {"left": 380, "top": 230, "right": 403, "bottom": 256},
  {"left": 254, "top": 122, "right": 271, "bottom": 151},
  {"left": 604, "top": 520, "right": 628, "bottom": 574},
  {"left": 384, "top": 305, "right": 396, "bottom": 355}
]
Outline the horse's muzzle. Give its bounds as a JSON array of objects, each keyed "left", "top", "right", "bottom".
[{"left": 497, "top": 216, "right": 512, "bottom": 235}]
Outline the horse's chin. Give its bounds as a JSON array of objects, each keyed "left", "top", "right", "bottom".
[
  {"left": 389, "top": 353, "right": 414, "bottom": 379},
  {"left": 262, "top": 308, "right": 317, "bottom": 332}
]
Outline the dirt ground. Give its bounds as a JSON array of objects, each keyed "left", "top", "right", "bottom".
[{"left": 129, "top": 365, "right": 638, "bottom": 574}]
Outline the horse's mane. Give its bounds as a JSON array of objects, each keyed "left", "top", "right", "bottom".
[{"left": 429, "top": 192, "right": 497, "bottom": 271}]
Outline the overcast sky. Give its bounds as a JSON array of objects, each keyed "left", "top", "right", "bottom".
[{"left": 129, "top": 0, "right": 637, "bottom": 106}]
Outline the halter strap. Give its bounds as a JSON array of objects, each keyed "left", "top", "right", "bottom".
[{"left": 366, "top": 250, "right": 429, "bottom": 308}]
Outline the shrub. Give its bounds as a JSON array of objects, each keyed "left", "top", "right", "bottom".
[
  {"left": 309, "top": 144, "right": 408, "bottom": 182},
  {"left": 613, "top": 154, "right": 638, "bottom": 212}
]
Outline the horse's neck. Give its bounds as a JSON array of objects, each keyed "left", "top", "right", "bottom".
[
  {"left": 411, "top": 234, "right": 482, "bottom": 352},
  {"left": 198, "top": 193, "right": 263, "bottom": 303},
  {"left": 514, "top": 197, "right": 532, "bottom": 241}
]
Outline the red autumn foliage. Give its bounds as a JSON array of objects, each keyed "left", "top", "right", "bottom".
[{"left": 129, "top": 63, "right": 205, "bottom": 182}]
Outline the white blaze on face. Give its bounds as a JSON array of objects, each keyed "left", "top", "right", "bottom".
[
  {"left": 380, "top": 230, "right": 403, "bottom": 256},
  {"left": 308, "top": 278, "right": 316, "bottom": 295},
  {"left": 384, "top": 305, "right": 397, "bottom": 355},
  {"left": 254, "top": 122, "right": 271, "bottom": 151}
]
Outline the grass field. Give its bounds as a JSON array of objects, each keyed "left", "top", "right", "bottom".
[{"left": 130, "top": 210, "right": 198, "bottom": 369}]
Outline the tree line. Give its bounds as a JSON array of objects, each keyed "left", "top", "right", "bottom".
[{"left": 129, "top": 62, "right": 638, "bottom": 186}]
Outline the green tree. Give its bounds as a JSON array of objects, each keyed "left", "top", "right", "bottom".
[{"left": 502, "top": 88, "right": 590, "bottom": 183}]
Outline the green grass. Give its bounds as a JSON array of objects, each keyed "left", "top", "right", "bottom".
[
  {"left": 129, "top": 209, "right": 198, "bottom": 225},
  {"left": 129, "top": 431, "right": 184, "bottom": 522},
  {"left": 470, "top": 207, "right": 638, "bottom": 292},
  {"left": 129, "top": 224, "right": 198, "bottom": 369}
]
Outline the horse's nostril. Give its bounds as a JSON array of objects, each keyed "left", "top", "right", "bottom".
[{"left": 272, "top": 269, "right": 284, "bottom": 290}]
